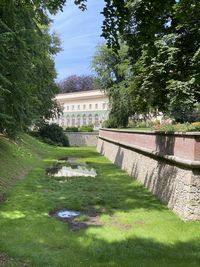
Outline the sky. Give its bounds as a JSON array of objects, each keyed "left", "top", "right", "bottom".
[{"left": 50, "top": 0, "right": 105, "bottom": 82}]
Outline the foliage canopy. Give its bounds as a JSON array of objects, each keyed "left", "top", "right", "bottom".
[
  {"left": 94, "top": 0, "right": 200, "bottom": 125},
  {"left": 58, "top": 75, "right": 96, "bottom": 93},
  {"left": 1, "top": 0, "right": 199, "bottom": 133},
  {"left": 0, "top": 0, "right": 87, "bottom": 137}
]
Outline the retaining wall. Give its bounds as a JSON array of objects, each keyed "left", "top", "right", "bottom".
[
  {"left": 97, "top": 129, "right": 200, "bottom": 220},
  {"left": 65, "top": 132, "right": 98, "bottom": 146}
]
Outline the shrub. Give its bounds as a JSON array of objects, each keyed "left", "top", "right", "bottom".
[
  {"left": 28, "top": 131, "right": 40, "bottom": 138},
  {"left": 189, "top": 122, "right": 200, "bottom": 131},
  {"left": 152, "top": 122, "right": 175, "bottom": 132},
  {"left": 38, "top": 123, "right": 69, "bottom": 146},
  {"left": 65, "top": 127, "right": 79, "bottom": 132},
  {"left": 128, "top": 120, "right": 154, "bottom": 128},
  {"left": 151, "top": 122, "right": 200, "bottom": 133},
  {"left": 102, "top": 117, "right": 119, "bottom": 128},
  {"left": 79, "top": 126, "right": 93, "bottom": 132}
]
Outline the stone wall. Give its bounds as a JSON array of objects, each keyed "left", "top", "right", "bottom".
[
  {"left": 65, "top": 132, "right": 98, "bottom": 146},
  {"left": 97, "top": 129, "right": 200, "bottom": 220}
]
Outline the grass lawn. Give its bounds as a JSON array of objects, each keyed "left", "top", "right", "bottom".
[
  {"left": 118, "top": 128, "right": 152, "bottom": 132},
  {"left": 0, "top": 134, "right": 200, "bottom": 267}
]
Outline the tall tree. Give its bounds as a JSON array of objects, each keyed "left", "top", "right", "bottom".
[
  {"left": 101, "top": 0, "right": 200, "bottom": 122},
  {"left": 58, "top": 75, "right": 96, "bottom": 93},
  {"left": 0, "top": 0, "right": 87, "bottom": 136},
  {"left": 0, "top": 1, "right": 60, "bottom": 136},
  {"left": 92, "top": 44, "right": 132, "bottom": 127}
]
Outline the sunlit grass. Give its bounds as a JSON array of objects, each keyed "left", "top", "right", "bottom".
[
  {"left": 0, "top": 134, "right": 200, "bottom": 267},
  {"left": 119, "top": 127, "right": 151, "bottom": 131}
]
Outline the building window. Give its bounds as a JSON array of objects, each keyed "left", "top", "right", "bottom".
[
  {"left": 83, "top": 114, "right": 86, "bottom": 126},
  {"left": 83, "top": 104, "right": 86, "bottom": 110},
  {"left": 88, "top": 114, "right": 92, "bottom": 125},
  {"left": 95, "top": 103, "right": 98, "bottom": 109},
  {"left": 72, "top": 105, "right": 74, "bottom": 110},
  {"left": 72, "top": 115, "right": 75, "bottom": 126},
  {"left": 103, "top": 103, "right": 106, "bottom": 109},
  {"left": 95, "top": 114, "right": 99, "bottom": 126},
  {"left": 67, "top": 106, "right": 69, "bottom": 110},
  {"left": 89, "top": 104, "right": 92, "bottom": 109},
  {"left": 77, "top": 115, "right": 81, "bottom": 126},
  {"left": 78, "top": 105, "right": 80, "bottom": 110},
  {"left": 67, "top": 115, "right": 70, "bottom": 126}
]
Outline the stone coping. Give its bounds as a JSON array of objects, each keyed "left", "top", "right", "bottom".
[
  {"left": 64, "top": 132, "right": 98, "bottom": 135},
  {"left": 100, "top": 128, "right": 200, "bottom": 137},
  {"left": 99, "top": 135, "right": 200, "bottom": 169}
]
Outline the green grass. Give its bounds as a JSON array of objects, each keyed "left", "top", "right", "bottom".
[
  {"left": 118, "top": 127, "right": 152, "bottom": 132},
  {"left": 0, "top": 134, "right": 200, "bottom": 267}
]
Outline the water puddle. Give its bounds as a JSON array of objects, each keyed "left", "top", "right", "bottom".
[
  {"left": 49, "top": 209, "right": 102, "bottom": 231},
  {"left": 56, "top": 210, "right": 81, "bottom": 218},
  {"left": 46, "top": 157, "right": 97, "bottom": 178}
]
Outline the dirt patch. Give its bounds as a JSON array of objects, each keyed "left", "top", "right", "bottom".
[
  {"left": 49, "top": 209, "right": 102, "bottom": 231},
  {"left": 0, "top": 254, "right": 10, "bottom": 265},
  {"left": 109, "top": 216, "right": 133, "bottom": 231},
  {"left": 0, "top": 254, "right": 29, "bottom": 267},
  {"left": 134, "top": 220, "right": 145, "bottom": 225}
]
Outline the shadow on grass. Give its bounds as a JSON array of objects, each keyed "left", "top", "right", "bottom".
[
  {"left": 86, "top": 160, "right": 167, "bottom": 212},
  {"left": 73, "top": 235, "right": 200, "bottom": 267},
  {"left": 0, "top": 159, "right": 168, "bottom": 223},
  {"left": 55, "top": 147, "right": 98, "bottom": 157},
  {"left": 98, "top": 139, "right": 198, "bottom": 217},
  {"left": 1, "top": 146, "right": 200, "bottom": 267},
  {"left": 1, "top": 217, "right": 199, "bottom": 267}
]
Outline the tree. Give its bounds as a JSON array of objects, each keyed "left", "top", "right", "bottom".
[
  {"left": 92, "top": 44, "right": 130, "bottom": 88},
  {"left": 92, "top": 43, "right": 133, "bottom": 127},
  {"left": 0, "top": 0, "right": 117, "bottom": 136},
  {"left": 0, "top": 0, "right": 88, "bottom": 137},
  {"left": 58, "top": 75, "right": 96, "bottom": 93},
  {"left": 100, "top": 0, "right": 200, "bottom": 122},
  {"left": 0, "top": 1, "right": 62, "bottom": 136}
]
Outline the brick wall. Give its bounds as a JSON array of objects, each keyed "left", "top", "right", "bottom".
[
  {"left": 65, "top": 132, "right": 98, "bottom": 146},
  {"left": 99, "top": 129, "right": 200, "bottom": 161},
  {"left": 97, "top": 129, "right": 200, "bottom": 220}
]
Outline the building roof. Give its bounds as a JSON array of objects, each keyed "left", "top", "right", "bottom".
[{"left": 55, "top": 89, "right": 107, "bottom": 102}]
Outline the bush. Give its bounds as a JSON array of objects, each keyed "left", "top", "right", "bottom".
[
  {"left": 65, "top": 127, "right": 79, "bottom": 132},
  {"left": 153, "top": 123, "right": 176, "bottom": 132},
  {"left": 65, "top": 126, "right": 94, "bottom": 132},
  {"left": 79, "top": 126, "right": 93, "bottom": 132},
  {"left": 151, "top": 122, "right": 200, "bottom": 133},
  {"left": 38, "top": 123, "right": 69, "bottom": 146},
  {"left": 102, "top": 117, "right": 119, "bottom": 128},
  {"left": 28, "top": 131, "right": 40, "bottom": 138},
  {"left": 189, "top": 122, "right": 200, "bottom": 131}
]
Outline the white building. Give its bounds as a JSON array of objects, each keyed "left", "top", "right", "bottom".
[{"left": 52, "top": 89, "right": 109, "bottom": 128}]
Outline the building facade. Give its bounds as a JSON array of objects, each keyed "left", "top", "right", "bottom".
[{"left": 52, "top": 90, "right": 109, "bottom": 128}]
